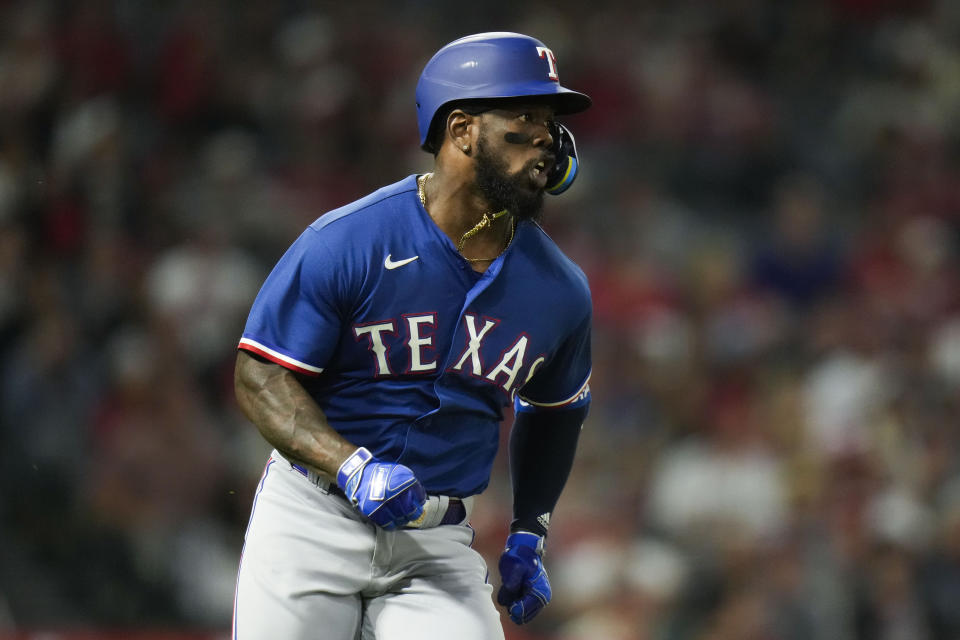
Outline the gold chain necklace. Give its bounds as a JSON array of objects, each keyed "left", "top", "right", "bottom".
[{"left": 418, "top": 173, "right": 515, "bottom": 263}]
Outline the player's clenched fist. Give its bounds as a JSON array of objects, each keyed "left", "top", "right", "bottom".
[
  {"left": 336, "top": 447, "right": 427, "bottom": 530},
  {"left": 497, "top": 531, "right": 551, "bottom": 625}
]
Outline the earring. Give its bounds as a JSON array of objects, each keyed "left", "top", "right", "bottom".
[{"left": 462, "top": 145, "right": 470, "bottom": 153}]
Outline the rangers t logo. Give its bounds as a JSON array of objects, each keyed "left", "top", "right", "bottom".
[{"left": 536, "top": 46, "right": 559, "bottom": 81}]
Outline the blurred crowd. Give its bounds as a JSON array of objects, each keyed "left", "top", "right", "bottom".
[{"left": 1, "top": 0, "right": 960, "bottom": 638}]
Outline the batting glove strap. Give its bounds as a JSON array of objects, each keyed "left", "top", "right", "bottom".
[
  {"left": 336, "top": 447, "right": 427, "bottom": 530},
  {"left": 337, "top": 447, "right": 374, "bottom": 498},
  {"left": 497, "top": 532, "right": 551, "bottom": 625}
]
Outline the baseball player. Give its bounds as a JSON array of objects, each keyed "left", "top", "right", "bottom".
[{"left": 232, "top": 32, "right": 592, "bottom": 639}]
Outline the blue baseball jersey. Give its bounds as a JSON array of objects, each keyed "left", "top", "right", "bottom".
[{"left": 239, "top": 175, "right": 591, "bottom": 496}]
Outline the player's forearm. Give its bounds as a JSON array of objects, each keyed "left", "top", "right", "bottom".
[
  {"left": 234, "top": 350, "right": 356, "bottom": 476},
  {"left": 508, "top": 404, "right": 587, "bottom": 536}
]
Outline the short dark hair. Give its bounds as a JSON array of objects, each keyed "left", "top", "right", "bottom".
[{"left": 423, "top": 101, "right": 491, "bottom": 155}]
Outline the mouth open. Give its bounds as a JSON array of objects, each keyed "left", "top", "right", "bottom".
[{"left": 530, "top": 158, "right": 553, "bottom": 189}]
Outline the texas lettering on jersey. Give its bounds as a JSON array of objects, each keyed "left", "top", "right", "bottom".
[{"left": 353, "top": 312, "right": 545, "bottom": 400}]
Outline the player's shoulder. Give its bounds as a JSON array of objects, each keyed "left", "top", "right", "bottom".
[
  {"left": 518, "top": 221, "right": 591, "bottom": 298},
  {"left": 307, "top": 175, "right": 419, "bottom": 237}
]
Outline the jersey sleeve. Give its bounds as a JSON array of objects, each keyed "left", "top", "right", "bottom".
[
  {"left": 238, "top": 227, "right": 351, "bottom": 376},
  {"left": 515, "top": 306, "right": 592, "bottom": 411}
]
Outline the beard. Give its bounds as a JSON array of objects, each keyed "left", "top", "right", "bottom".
[{"left": 474, "top": 133, "right": 545, "bottom": 222}]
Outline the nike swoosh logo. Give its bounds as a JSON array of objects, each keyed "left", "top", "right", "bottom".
[{"left": 384, "top": 254, "right": 419, "bottom": 270}]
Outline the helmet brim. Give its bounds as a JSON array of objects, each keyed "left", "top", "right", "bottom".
[
  {"left": 544, "top": 89, "right": 592, "bottom": 115},
  {"left": 460, "top": 88, "right": 592, "bottom": 116}
]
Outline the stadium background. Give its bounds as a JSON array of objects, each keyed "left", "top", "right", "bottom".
[{"left": 2, "top": 0, "right": 960, "bottom": 638}]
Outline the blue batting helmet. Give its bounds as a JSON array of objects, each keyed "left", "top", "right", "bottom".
[{"left": 416, "top": 32, "right": 591, "bottom": 152}]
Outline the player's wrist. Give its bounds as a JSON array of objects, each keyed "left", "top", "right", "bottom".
[
  {"left": 336, "top": 446, "right": 373, "bottom": 495},
  {"left": 505, "top": 530, "right": 545, "bottom": 555},
  {"left": 510, "top": 516, "right": 549, "bottom": 538}
]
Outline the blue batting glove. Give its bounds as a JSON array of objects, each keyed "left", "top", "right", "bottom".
[
  {"left": 336, "top": 447, "right": 426, "bottom": 530},
  {"left": 497, "top": 531, "right": 551, "bottom": 625}
]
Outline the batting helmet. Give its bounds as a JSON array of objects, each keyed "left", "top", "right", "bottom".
[{"left": 416, "top": 32, "right": 591, "bottom": 152}]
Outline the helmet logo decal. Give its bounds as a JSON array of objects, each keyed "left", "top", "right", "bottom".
[{"left": 536, "top": 46, "right": 560, "bottom": 82}]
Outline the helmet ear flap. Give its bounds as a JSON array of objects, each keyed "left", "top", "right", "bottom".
[{"left": 545, "top": 122, "right": 579, "bottom": 195}]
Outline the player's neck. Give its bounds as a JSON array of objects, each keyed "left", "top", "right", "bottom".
[{"left": 420, "top": 171, "right": 515, "bottom": 267}]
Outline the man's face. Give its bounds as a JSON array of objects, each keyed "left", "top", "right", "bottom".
[{"left": 473, "top": 104, "right": 558, "bottom": 221}]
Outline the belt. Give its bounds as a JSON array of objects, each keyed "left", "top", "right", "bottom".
[{"left": 288, "top": 460, "right": 469, "bottom": 528}]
